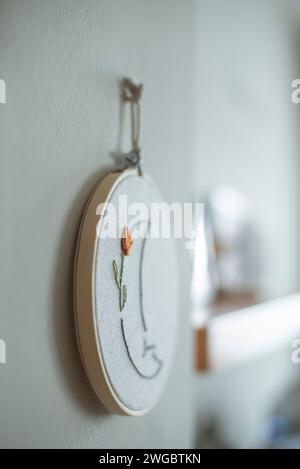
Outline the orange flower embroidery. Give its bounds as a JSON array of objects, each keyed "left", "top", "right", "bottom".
[
  {"left": 121, "top": 226, "right": 133, "bottom": 256},
  {"left": 113, "top": 226, "right": 133, "bottom": 311}
]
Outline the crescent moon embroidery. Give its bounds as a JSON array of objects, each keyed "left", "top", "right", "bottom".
[{"left": 113, "top": 221, "right": 164, "bottom": 379}]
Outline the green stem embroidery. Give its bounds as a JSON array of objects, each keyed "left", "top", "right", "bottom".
[{"left": 113, "top": 254, "right": 127, "bottom": 311}]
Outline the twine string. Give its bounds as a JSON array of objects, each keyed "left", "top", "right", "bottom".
[{"left": 122, "top": 78, "right": 143, "bottom": 176}]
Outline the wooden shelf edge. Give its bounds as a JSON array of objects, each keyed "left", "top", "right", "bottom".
[{"left": 194, "top": 293, "right": 300, "bottom": 371}]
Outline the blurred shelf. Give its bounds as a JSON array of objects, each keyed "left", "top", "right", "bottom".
[{"left": 194, "top": 293, "right": 300, "bottom": 371}]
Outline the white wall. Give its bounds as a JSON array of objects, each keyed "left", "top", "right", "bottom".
[{"left": 0, "top": 0, "right": 195, "bottom": 448}]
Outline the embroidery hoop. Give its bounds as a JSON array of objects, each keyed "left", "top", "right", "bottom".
[{"left": 74, "top": 168, "right": 178, "bottom": 416}]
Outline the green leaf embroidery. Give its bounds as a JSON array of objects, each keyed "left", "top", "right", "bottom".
[
  {"left": 122, "top": 284, "right": 127, "bottom": 310},
  {"left": 112, "top": 260, "right": 119, "bottom": 285},
  {"left": 113, "top": 256, "right": 127, "bottom": 312}
]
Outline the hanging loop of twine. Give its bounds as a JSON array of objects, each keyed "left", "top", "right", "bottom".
[{"left": 121, "top": 78, "right": 143, "bottom": 176}]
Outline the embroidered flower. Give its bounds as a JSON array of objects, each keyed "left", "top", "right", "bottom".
[
  {"left": 112, "top": 226, "right": 133, "bottom": 312},
  {"left": 121, "top": 226, "right": 133, "bottom": 256}
]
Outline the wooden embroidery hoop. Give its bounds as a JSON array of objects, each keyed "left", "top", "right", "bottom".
[{"left": 74, "top": 168, "right": 175, "bottom": 416}]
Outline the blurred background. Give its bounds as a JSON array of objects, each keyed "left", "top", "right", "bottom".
[
  {"left": 1, "top": 0, "right": 300, "bottom": 448},
  {"left": 191, "top": 0, "right": 300, "bottom": 448}
]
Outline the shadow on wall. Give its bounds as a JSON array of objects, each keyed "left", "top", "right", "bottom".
[
  {"left": 51, "top": 165, "right": 113, "bottom": 417},
  {"left": 50, "top": 79, "right": 132, "bottom": 417}
]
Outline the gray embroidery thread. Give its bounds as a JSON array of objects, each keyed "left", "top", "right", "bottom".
[
  {"left": 142, "top": 338, "right": 156, "bottom": 358},
  {"left": 139, "top": 227, "right": 148, "bottom": 332},
  {"left": 121, "top": 318, "right": 163, "bottom": 380}
]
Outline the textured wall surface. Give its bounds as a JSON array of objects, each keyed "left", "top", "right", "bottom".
[
  {"left": 0, "top": 0, "right": 194, "bottom": 448},
  {"left": 1, "top": 0, "right": 300, "bottom": 449}
]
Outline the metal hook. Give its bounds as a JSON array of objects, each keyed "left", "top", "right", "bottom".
[{"left": 122, "top": 77, "right": 143, "bottom": 105}]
